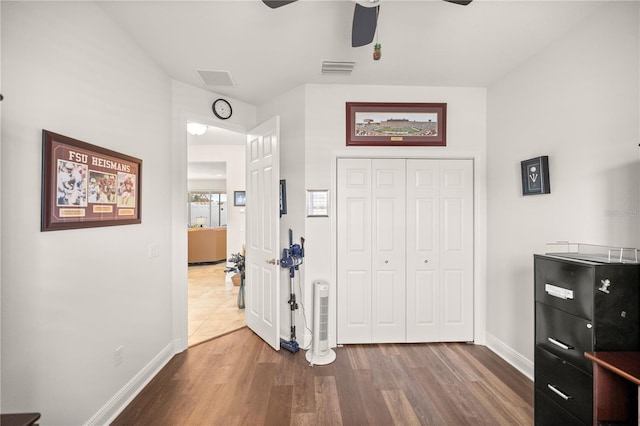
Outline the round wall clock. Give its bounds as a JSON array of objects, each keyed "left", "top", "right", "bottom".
[{"left": 212, "top": 98, "right": 232, "bottom": 120}]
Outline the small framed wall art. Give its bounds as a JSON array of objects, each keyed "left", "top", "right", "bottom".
[
  {"left": 41, "top": 130, "right": 142, "bottom": 231},
  {"left": 307, "top": 190, "right": 329, "bottom": 217},
  {"left": 234, "top": 191, "right": 246, "bottom": 206},
  {"left": 521, "top": 156, "right": 550, "bottom": 196},
  {"left": 279, "top": 180, "right": 287, "bottom": 217}
]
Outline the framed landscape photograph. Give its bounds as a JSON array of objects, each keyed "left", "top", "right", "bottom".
[
  {"left": 41, "top": 130, "right": 142, "bottom": 231},
  {"left": 346, "top": 102, "right": 447, "bottom": 147}
]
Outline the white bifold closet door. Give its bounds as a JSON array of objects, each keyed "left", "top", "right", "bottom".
[
  {"left": 371, "top": 159, "right": 406, "bottom": 342},
  {"left": 337, "top": 158, "right": 473, "bottom": 344},
  {"left": 405, "top": 159, "right": 473, "bottom": 342},
  {"left": 337, "top": 158, "right": 406, "bottom": 343}
]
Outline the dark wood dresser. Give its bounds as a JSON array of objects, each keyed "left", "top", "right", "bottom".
[
  {"left": 584, "top": 351, "right": 640, "bottom": 424},
  {"left": 534, "top": 254, "right": 640, "bottom": 425},
  {"left": 0, "top": 413, "right": 41, "bottom": 426}
]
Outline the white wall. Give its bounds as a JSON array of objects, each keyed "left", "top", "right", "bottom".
[
  {"left": 486, "top": 1, "right": 640, "bottom": 377},
  {"left": 1, "top": 2, "right": 173, "bottom": 424},
  {"left": 188, "top": 178, "right": 227, "bottom": 192},
  {"left": 302, "top": 84, "right": 488, "bottom": 348},
  {"left": 256, "top": 84, "right": 488, "bottom": 350},
  {"left": 259, "top": 85, "right": 308, "bottom": 342}
]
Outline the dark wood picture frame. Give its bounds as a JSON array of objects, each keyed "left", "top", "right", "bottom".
[
  {"left": 234, "top": 191, "right": 246, "bottom": 206},
  {"left": 279, "top": 179, "right": 287, "bottom": 217},
  {"left": 521, "top": 156, "right": 550, "bottom": 196},
  {"left": 346, "top": 102, "right": 447, "bottom": 147},
  {"left": 41, "top": 130, "right": 142, "bottom": 231}
]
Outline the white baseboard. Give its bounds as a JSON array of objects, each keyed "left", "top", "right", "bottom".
[
  {"left": 84, "top": 339, "right": 179, "bottom": 426},
  {"left": 485, "top": 333, "right": 534, "bottom": 381}
]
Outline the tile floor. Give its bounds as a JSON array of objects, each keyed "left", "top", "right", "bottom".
[{"left": 188, "top": 262, "right": 246, "bottom": 347}]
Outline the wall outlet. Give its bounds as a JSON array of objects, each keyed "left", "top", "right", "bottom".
[{"left": 115, "top": 345, "right": 124, "bottom": 366}]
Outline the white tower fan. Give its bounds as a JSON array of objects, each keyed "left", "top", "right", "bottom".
[{"left": 305, "top": 280, "right": 336, "bottom": 365}]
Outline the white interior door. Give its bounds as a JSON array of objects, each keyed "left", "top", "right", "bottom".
[
  {"left": 439, "top": 159, "right": 474, "bottom": 341},
  {"left": 337, "top": 158, "right": 406, "bottom": 344},
  {"left": 337, "top": 159, "right": 372, "bottom": 343},
  {"left": 371, "top": 159, "right": 406, "bottom": 342},
  {"left": 406, "top": 159, "right": 473, "bottom": 342},
  {"left": 245, "top": 117, "right": 281, "bottom": 350},
  {"left": 406, "top": 159, "right": 440, "bottom": 342}
]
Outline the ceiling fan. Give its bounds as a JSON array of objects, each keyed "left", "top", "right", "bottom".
[{"left": 262, "top": 0, "right": 473, "bottom": 47}]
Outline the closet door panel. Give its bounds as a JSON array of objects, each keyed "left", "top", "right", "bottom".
[
  {"left": 443, "top": 269, "right": 464, "bottom": 322},
  {"left": 440, "top": 160, "right": 474, "bottom": 341},
  {"left": 375, "top": 270, "right": 396, "bottom": 324},
  {"left": 415, "top": 199, "right": 437, "bottom": 252},
  {"left": 337, "top": 159, "right": 372, "bottom": 343},
  {"left": 345, "top": 270, "right": 369, "bottom": 325},
  {"left": 406, "top": 159, "right": 440, "bottom": 341},
  {"left": 412, "top": 269, "right": 437, "bottom": 329},
  {"left": 372, "top": 159, "right": 406, "bottom": 342},
  {"left": 443, "top": 198, "right": 464, "bottom": 251},
  {"left": 375, "top": 198, "right": 396, "bottom": 250}
]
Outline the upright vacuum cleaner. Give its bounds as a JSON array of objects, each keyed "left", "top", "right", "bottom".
[{"left": 280, "top": 229, "right": 304, "bottom": 353}]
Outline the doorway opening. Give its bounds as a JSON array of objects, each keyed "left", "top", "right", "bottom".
[{"left": 186, "top": 123, "right": 247, "bottom": 346}]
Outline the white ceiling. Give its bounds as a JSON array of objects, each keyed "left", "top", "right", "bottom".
[
  {"left": 100, "top": 0, "right": 609, "bottom": 181},
  {"left": 186, "top": 124, "right": 246, "bottom": 180},
  {"left": 98, "top": 0, "right": 606, "bottom": 106}
]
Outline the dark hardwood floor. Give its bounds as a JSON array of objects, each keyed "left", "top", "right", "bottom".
[{"left": 112, "top": 327, "right": 533, "bottom": 425}]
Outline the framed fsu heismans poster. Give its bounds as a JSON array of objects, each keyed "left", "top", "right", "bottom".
[{"left": 41, "top": 130, "right": 142, "bottom": 231}]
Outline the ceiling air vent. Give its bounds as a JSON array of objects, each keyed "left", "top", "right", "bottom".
[
  {"left": 195, "top": 69, "right": 235, "bottom": 87},
  {"left": 321, "top": 61, "right": 355, "bottom": 75}
]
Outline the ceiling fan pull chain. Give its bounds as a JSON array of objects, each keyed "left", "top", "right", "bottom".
[{"left": 373, "top": 5, "right": 381, "bottom": 60}]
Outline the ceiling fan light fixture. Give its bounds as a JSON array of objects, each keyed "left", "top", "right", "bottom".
[{"left": 321, "top": 61, "right": 356, "bottom": 75}]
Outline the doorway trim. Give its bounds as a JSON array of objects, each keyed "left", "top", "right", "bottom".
[{"left": 172, "top": 109, "right": 249, "bottom": 354}]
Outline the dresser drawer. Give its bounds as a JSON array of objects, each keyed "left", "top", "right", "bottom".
[
  {"left": 535, "top": 255, "right": 594, "bottom": 320},
  {"left": 534, "top": 347, "right": 592, "bottom": 425},
  {"left": 536, "top": 302, "right": 593, "bottom": 373},
  {"left": 535, "top": 390, "right": 584, "bottom": 426}
]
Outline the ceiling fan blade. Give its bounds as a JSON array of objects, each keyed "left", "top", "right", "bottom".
[
  {"left": 442, "top": 0, "right": 473, "bottom": 5},
  {"left": 262, "top": 0, "right": 297, "bottom": 9},
  {"left": 352, "top": 3, "right": 379, "bottom": 48}
]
